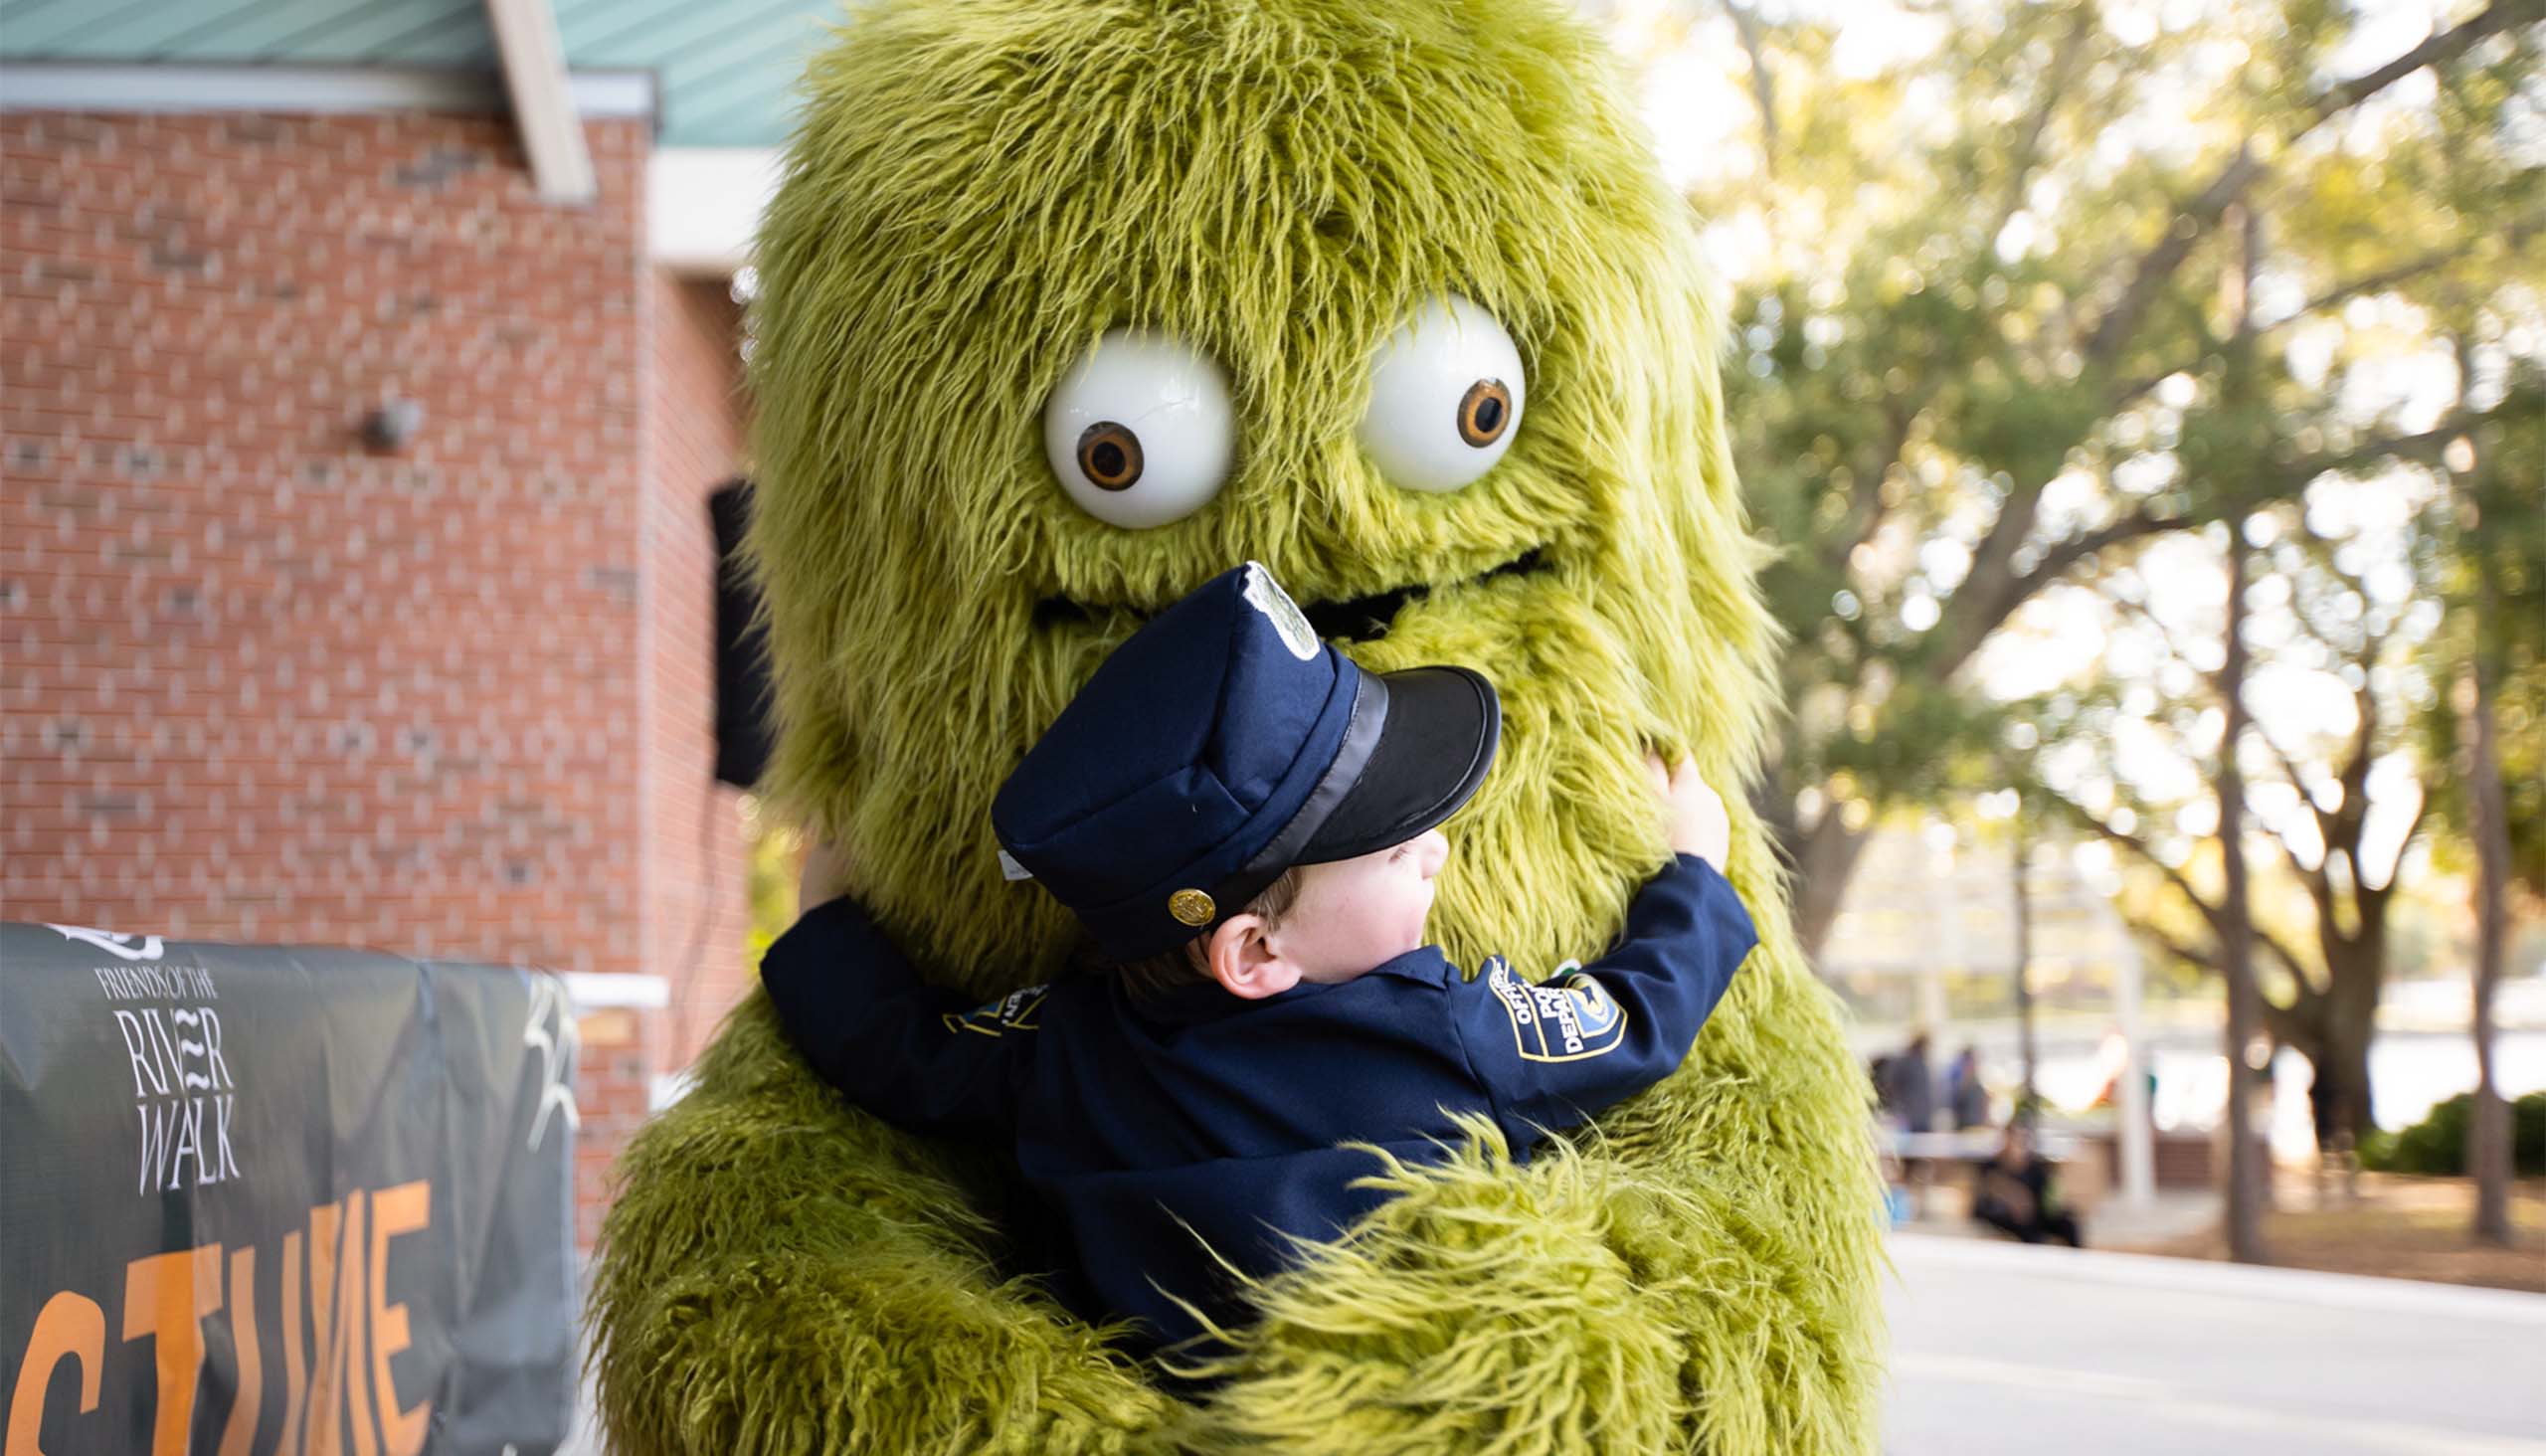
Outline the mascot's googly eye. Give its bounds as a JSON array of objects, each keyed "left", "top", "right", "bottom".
[
  {"left": 1359, "top": 295, "right": 1526, "bottom": 493},
  {"left": 1075, "top": 423, "right": 1144, "bottom": 490},
  {"left": 1043, "top": 331, "right": 1235, "bottom": 528}
]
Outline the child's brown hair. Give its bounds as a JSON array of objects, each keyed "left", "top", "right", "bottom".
[{"left": 1094, "top": 868, "right": 1307, "bottom": 1001}]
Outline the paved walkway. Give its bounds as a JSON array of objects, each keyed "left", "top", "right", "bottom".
[{"left": 1886, "top": 1233, "right": 2546, "bottom": 1454}]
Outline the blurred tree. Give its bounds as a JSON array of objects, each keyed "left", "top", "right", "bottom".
[
  {"left": 2416, "top": 364, "right": 2543, "bottom": 1244},
  {"left": 2217, "top": 514, "right": 2269, "bottom": 1261},
  {"left": 1688, "top": 0, "right": 2544, "bottom": 960},
  {"left": 2420, "top": 483, "right": 2545, "bottom": 902},
  {"left": 2026, "top": 503, "right": 2442, "bottom": 1159}
]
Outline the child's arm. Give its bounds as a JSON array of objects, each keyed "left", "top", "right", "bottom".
[
  {"left": 1447, "top": 760, "right": 1756, "bottom": 1143},
  {"left": 758, "top": 893, "right": 1039, "bottom": 1139}
]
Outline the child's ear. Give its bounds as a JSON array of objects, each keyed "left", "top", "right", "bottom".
[{"left": 1204, "top": 914, "right": 1299, "bottom": 1000}]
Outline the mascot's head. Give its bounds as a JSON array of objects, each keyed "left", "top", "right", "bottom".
[{"left": 751, "top": 0, "right": 1775, "bottom": 992}]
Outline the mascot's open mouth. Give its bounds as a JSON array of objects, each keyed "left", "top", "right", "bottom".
[{"left": 1035, "top": 547, "right": 1551, "bottom": 644}]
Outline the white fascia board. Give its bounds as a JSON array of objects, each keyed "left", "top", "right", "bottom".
[
  {"left": 649, "top": 146, "right": 780, "bottom": 275},
  {"left": 560, "top": 971, "right": 672, "bottom": 1010},
  {"left": 485, "top": 0, "right": 596, "bottom": 204},
  {"left": 0, "top": 63, "right": 654, "bottom": 119}
]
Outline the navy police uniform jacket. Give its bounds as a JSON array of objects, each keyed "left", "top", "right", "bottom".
[{"left": 761, "top": 852, "right": 1757, "bottom": 1352}]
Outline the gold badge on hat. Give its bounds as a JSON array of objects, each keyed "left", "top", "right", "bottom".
[{"left": 1168, "top": 888, "right": 1215, "bottom": 926}]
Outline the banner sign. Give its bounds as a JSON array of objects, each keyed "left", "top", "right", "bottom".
[{"left": 2, "top": 924, "right": 579, "bottom": 1455}]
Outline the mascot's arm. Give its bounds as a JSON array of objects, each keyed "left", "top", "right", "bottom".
[
  {"left": 760, "top": 894, "right": 1037, "bottom": 1140},
  {"left": 1452, "top": 853, "right": 1757, "bottom": 1148}
]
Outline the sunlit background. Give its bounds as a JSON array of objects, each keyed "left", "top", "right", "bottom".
[{"left": 1589, "top": 0, "right": 2542, "bottom": 1228}]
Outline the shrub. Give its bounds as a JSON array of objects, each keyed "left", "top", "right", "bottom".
[{"left": 2359, "top": 1090, "right": 2546, "bottom": 1177}]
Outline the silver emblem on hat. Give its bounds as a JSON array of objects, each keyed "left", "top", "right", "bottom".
[{"left": 1241, "top": 561, "right": 1320, "bottom": 661}]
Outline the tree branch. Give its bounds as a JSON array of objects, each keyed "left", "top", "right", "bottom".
[
  {"left": 2276, "top": 219, "right": 2541, "bottom": 324},
  {"left": 1988, "top": 10, "right": 2093, "bottom": 247},
  {"left": 2256, "top": 918, "right": 2324, "bottom": 1001},
  {"left": 2296, "top": 0, "right": 2545, "bottom": 138},
  {"left": 1927, "top": 481, "right": 2047, "bottom": 679},
  {"left": 2382, "top": 789, "right": 2434, "bottom": 894},
  {"left": 1944, "top": 407, "right": 2498, "bottom": 670},
  {"left": 2261, "top": 804, "right": 2341, "bottom": 934},
  {"left": 2055, "top": 795, "right": 2227, "bottom": 930},
  {"left": 2079, "top": 0, "right": 2537, "bottom": 379},
  {"left": 2275, "top": 414, "right": 2475, "bottom": 489},
  {"left": 2250, "top": 713, "right": 2323, "bottom": 814},
  {"left": 2338, "top": 673, "right": 2380, "bottom": 829},
  {"left": 1723, "top": 0, "right": 1780, "bottom": 182},
  {"left": 2142, "top": 919, "right": 2222, "bottom": 972},
  {"left": 2085, "top": 145, "right": 2261, "bottom": 371},
  {"left": 2114, "top": 573, "right": 2219, "bottom": 676},
  {"left": 1820, "top": 399, "right": 1913, "bottom": 577},
  {"left": 2135, "top": 919, "right": 2310, "bottom": 1040},
  {"left": 2051, "top": 792, "right": 2323, "bottom": 990},
  {"left": 2114, "top": 220, "right": 2542, "bottom": 434}
]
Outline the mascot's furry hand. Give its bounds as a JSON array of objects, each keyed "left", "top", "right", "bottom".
[{"left": 590, "top": 1, "right": 1886, "bottom": 1451}]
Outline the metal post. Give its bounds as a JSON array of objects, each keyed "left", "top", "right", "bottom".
[
  {"left": 1923, "top": 827, "right": 1954, "bottom": 1040},
  {"left": 2011, "top": 814, "right": 2038, "bottom": 1114},
  {"left": 2115, "top": 935, "right": 2156, "bottom": 1205}
]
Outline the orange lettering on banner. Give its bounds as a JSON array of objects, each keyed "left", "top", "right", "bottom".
[
  {"left": 5, "top": 1179, "right": 443, "bottom": 1455},
  {"left": 279, "top": 1229, "right": 306, "bottom": 1456},
  {"left": 215, "top": 1245, "right": 262, "bottom": 1456},
  {"left": 301, "top": 1204, "right": 339, "bottom": 1456},
  {"left": 305, "top": 1193, "right": 379, "bottom": 1456},
  {"left": 4, "top": 1292, "right": 104, "bottom": 1456},
  {"left": 120, "top": 1245, "right": 224, "bottom": 1456},
  {"left": 329, "top": 1191, "right": 379, "bottom": 1456},
  {"left": 366, "top": 1181, "right": 432, "bottom": 1456}
]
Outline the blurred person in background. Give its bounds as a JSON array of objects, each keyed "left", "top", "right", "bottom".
[
  {"left": 1881, "top": 1030, "right": 1939, "bottom": 1215},
  {"left": 1971, "top": 1122, "right": 2083, "bottom": 1248},
  {"left": 1948, "top": 1045, "right": 1991, "bottom": 1131},
  {"left": 1884, "top": 1030, "right": 1936, "bottom": 1135}
]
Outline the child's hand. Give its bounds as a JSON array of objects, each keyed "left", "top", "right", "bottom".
[{"left": 1645, "top": 753, "right": 1731, "bottom": 869}]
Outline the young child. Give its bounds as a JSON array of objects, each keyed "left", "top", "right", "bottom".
[{"left": 759, "top": 563, "right": 1758, "bottom": 1353}]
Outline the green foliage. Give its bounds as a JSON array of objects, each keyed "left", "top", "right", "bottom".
[
  {"left": 2415, "top": 382, "right": 2546, "bottom": 900},
  {"left": 2359, "top": 1090, "right": 2546, "bottom": 1178},
  {"left": 1696, "top": 0, "right": 2544, "bottom": 914},
  {"left": 738, "top": 796, "right": 799, "bottom": 979}
]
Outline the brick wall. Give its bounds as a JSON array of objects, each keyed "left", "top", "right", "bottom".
[
  {"left": 642, "top": 272, "right": 751, "bottom": 1068},
  {"left": 1, "top": 107, "right": 747, "bottom": 1249}
]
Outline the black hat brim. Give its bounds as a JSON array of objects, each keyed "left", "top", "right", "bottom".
[{"left": 1296, "top": 665, "right": 1501, "bottom": 864}]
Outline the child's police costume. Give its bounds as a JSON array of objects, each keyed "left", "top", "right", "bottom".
[{"left": 761, "top": 565, "right": 1757, "bottom": 1351}]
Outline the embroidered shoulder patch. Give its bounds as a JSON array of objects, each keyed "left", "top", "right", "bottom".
[
  {"left": 942, "top": 985, "right": 1047, "bottom": 1038},
  {"left": 1484, "top": 957, "right": 1629, "bottom": 1063}
]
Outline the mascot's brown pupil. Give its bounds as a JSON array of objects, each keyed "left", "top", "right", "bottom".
[
  {"left": 1077, "top": 423, "right": 1143, "bottom": 491},
  {"left": 1459, "top": 380, "right": 1512, "bottom": 448}
]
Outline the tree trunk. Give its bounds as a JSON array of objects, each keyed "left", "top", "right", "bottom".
[
  {"left": 2219, "top": 536, "right": 2269, "bottom": 1264},
  {"left": 2307, "top": 1020, "right": 2375, "bottom": 1163},
  {"left": 2461, "top": 653, "right": 2515, "bottom": 1245},
  {"left": 1788, "top": 812, "right": 1873, "bottom": 966},
  {"left": 2308, "top": 933, "right": 2386, "bottom": 1153},
  {"left": 2011, "top": 811, "right": 2039, "bottom": 1110}
]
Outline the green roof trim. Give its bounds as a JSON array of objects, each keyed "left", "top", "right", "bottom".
[{"left": 0, "top": 0, "right": 832, "bottom": 145}]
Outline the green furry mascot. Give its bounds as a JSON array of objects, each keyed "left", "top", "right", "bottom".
[{"left": 589, "top": 0, "right": 1886, "bottom": 1449}]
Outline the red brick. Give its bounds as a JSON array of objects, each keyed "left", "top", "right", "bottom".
[{"left": 3, "top": 110, "right": 750, "bottom": 1250}]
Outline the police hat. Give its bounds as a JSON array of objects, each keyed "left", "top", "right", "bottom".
[{"left": 992, "top": 563, "right": 1499, "bottom": 961}]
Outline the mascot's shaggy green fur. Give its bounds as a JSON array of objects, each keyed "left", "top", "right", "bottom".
[{"left": 590, "top": 1, "right": 1887, "bottom": 1449}]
